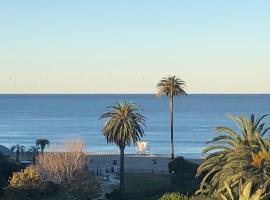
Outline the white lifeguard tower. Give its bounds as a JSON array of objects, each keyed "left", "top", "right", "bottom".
[{"left": 136, "top": 141, "right": 149, "bottom": 154}]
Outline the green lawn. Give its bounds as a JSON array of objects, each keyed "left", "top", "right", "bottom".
[
  {"left": 123, "top": 173, "right": 174, "bottom": 200},
  {"left": 125, "top": 173, "right": 171, "bottom": 193},
  {"left": 121, "top": 173, "right": 199, "bottom": 200}
]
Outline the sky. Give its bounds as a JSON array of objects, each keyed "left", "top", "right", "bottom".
[{"left": 0, "top": 0, "right": 270, "bottom": 94}]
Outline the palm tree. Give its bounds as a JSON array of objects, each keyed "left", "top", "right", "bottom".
[
  {"left": 29, "top": 145, "right": 40, "bottom": 164},
  {"left": 10, "top": 144, "right": 25, "bottom": 162},
  {"left": 36, "top": 138, "right": 50, "bottom": 154},
  {"left": 196, "top": 113, "right": 270, "bottom": 195},
  {"left": 100, "top": 102, "right": 146, "bottom": 195},
  {"left": 157, "top": 75, "right": 187, "bottom": 159}
]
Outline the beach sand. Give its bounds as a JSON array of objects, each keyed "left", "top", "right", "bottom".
[{"left": 89, "top": 154, "right": 202, "bottom": 174}]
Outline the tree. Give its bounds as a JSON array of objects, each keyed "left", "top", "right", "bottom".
[
  {"left": 0, "top": 153, "right": 23, "bottom": 196},
  {"left": 10, "top": 144, "right": 25, "bottom": 162},
  {"left": 35, "top": 138, "right": 50, "bottom": 154},
  {"left": 196, "top": 114, "right": 270, "bottom": 195},
  {"left": 28, "top": 145, "right": 40, "bottom": 164},
  {"left": 36, "top": 139, "right": 88, "bottom": 184},
  {"left": 157, "top": 75, "right": 187, "bottom": 159},
  {"left": 100, "top": 102, "right": 146, "bottom": 195},
  {"left": 35, "top": 139, "right": 101, "bottom": 199}
]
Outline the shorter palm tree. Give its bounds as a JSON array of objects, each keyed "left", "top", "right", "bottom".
[
  {"left": 10, "top": 144, "right": 25, "bottom": 162},
  {"left": 36, "top": 138, "right": 50, "bottom": 154},
  {"left": 100, "top": 102, "right": 146, "bottom": 195}
]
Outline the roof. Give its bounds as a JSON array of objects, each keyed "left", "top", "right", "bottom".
[{"left": 0, "top": 145, "right": 11, "bottom": 156}]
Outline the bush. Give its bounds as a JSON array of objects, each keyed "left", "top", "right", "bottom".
[
  {"left": 3, "top": 165, "right": 59, "bottom": 200},
  {"left": 35, "top": 140, "right": 101, "bottom": 199},
  {"left": 159, "top": 192, "right": 221, "bottom": 200},
  {"left": 9, "top": 166, "right": 41, "bottom": 189},
  {"left": 106, "top": 188, "right": 123, "bottom": 200},
  {"left": 0, "top": 153, "right": 24, "bottom": 196},
  {"left": 3, "top": 140, "right": 101, "bottom": 200},
  {"left": 168, "top": 157, "right": 199, "bottom": 185},
  {"left": 169, "top": 157, "right": 198, "bottom": 177},
  {"left": 159, "top": 192, "right": 182, "bottom": 200},
  {"left": 196, "top": 114, "right": 270, "bottom": 195}
]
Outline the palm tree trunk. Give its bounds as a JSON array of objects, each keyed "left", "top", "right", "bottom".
[
  {"left": 33, "top": 152, "right": 36, "bottom": 164},
  {"left": 119, "top": 146, "right": 125, "bottom": 196},
  {"left": 16, "top": 151, "right": 19, "bottom": 162},
  {"left": 170, "top": 96, "right": 175, "bottom": 159},
  {"left": 41, "top": 147, "right": 44, "bottom": 155}
]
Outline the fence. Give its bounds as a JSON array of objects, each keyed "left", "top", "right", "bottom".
[{"left": 95, "top": 166, "right": 169, "bottom": 176}]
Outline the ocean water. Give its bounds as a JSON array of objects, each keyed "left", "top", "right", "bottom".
[{"left": 0, "top": 94, "right": 269, "bottom": 158}]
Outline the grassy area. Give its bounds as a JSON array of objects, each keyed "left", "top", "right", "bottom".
[
  {"left": 125, "top": 173, "right": 171, "bottom": 194},
  {"left": 118, "top": 172, "right": 199, "bottom": 200}
]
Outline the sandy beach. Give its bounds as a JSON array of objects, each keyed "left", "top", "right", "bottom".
[
  {"left": 9, "top": 152, "right": 202, "bottom": 174},
  {"left": 89, "top": 154, "right": 202, "bottom": 174}
]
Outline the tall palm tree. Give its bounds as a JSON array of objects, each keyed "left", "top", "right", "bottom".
[
  {"left": 10, "top": 144, "right": 25, "bottom": 162},
  {"left": 157, "top": 75, "right": 187, "bottom": 159},
  {"left": 100, "top": 102, "right": 146, "bottom": 195},
  {"left": 36, "top": 138, "right": 50, "bottom": 154}
]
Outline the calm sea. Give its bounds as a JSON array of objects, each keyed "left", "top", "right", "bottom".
[{"left": 0, "top": 94, "right": 269, "bottom": 158}]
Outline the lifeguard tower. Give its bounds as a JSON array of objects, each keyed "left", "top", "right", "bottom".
[{"left": 136, "top": 141, "right": 149, "bottom": 154}]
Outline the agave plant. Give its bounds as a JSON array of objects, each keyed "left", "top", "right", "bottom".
[
  {"left": 196, "top": 114, "right": 270, "bottom": 195},
  {"left": 220, "top": 181, "right": 263, "bottom": 200}
]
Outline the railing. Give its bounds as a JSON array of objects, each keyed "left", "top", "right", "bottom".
[{"left": 95, "top": 166, "right": 169, "bottom": 175}]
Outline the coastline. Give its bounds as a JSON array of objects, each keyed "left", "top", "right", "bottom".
[
  {"left": 88, "top": 154, "right": 202, "bottom": 174},
  {"left": 10, "top": 152, "right": 202, "bottom": 173}
]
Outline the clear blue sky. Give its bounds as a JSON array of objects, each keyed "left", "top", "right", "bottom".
[{"left": 0, "top": 0, "right": 269, "bottom": 93}]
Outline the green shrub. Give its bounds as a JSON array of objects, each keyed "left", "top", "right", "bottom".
[
  {"left": 196, "top": 114, "right": 270, "bottom": 194},
  {"left": 159, "top": 192, "right": 221, "bottom": 200},
  {"left": 159, "top": 192, "right": 183, "bottom": 200},
  {"left": 106, "top": 188, "right": 123, "bottom": 200},
  {"left": 168, "top": 157, "right": 199, "bottom": 185},
  {"left": 3, "top": 165, "right": 59, "bottom": 200},
  {"left": 169, "top": 157, "right": 198, "bottom": 176},
  {"left": 0, "top": 153, "right": 23, "bottom": 196}
]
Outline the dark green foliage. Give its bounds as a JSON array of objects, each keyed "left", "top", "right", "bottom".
[
  {"left": 196, "top": 114, "right": 270, "bottom": 195},
  {"left": 169, "top": 157, "right": 198, "bottom": 177},
  {"left": 106, "top": 173, "right": 200, "bottom": 200},
  {"left": 106, "top": 189, "right": 123, "bottom": 200},
  {"left": 100, "top": 102, "right": 146, "bottom": 195},
  {"left": 168, "top": 157, "right": 200, "bottom": 185},
  {"left": 35, "top": 138, "right": 49, "bottom": 154},
  {"left": 100, "top": 102, "right": 146, "bottom": 147},
  {"left": 156, "top": 76, "right": 187, "bottom": 98},
  {"left": 0, "top": 153, "right": 23, "bottom": 196},
  {"left": 3, "top": 181, "right": 60, "bottom": 200},
  {"left": 159, "top": 192, "right": 221, "bottom": 200}
]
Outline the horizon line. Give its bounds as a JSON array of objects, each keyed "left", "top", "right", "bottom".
[{"left": 0, "top": 92, "right": 269, "bottom": 95}]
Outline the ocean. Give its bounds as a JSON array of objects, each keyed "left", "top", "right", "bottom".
[{"left": 0, "top": 94, "right": 269, "bottom": 158}]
